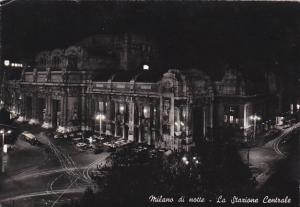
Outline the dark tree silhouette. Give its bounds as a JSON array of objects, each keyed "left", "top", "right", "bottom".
[
  {"left": 0, "top": 108, "right": 11, "bottom": 125},
  {"left": 64, "top": 140, "right": 253, "bottom": 207}
]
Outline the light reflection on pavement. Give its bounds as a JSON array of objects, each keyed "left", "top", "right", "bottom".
[
  {"left": 239, "top": 122, "right": 300, "bottom": 189},
  {"left": 0, "top": 129, "right": 110, "bottom": 207}
]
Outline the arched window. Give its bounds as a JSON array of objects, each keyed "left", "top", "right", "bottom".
[
  {"left": 39, "top": 58, "right": 46, "bottom": 66},
  {"left": 67, "top": 55, "right": 78, "bottom": 69},
  {"left": 52, "top": 56, "right": 60, "bottom": 70}
]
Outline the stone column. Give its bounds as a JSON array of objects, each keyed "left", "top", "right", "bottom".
[
  {"left": 24, "top": 96, "right": 29, "bottom": 120},
  {"left": 80, "top": 94, "right": 87, "bottom": 130},
  {"left": 46, "top": 95, "right": 52, "bottom": 126},
  {"left": 185, "top": 101, "right": 192, "bottom": 138},
  {"left": 149, "top": 105, "right": 154, "bottom": 145},
  {"left": 210, "top": 101, "right": 214, "bottom": 128},
  {"left": 170, "top": 97, "right": 175, "bottom": 149},
  {"left": 122, "top": 103, "right": 126, "bottom": 139},
  {"left": 203, "top": 106, "right": 206, "bottom": 137},
  {"left": 174, "top": 107, "right": 180, "bottom": 133},
  {"left": 31, "top": 95, "right": 38, "bottom": 121},
  {"left": 114, "top": 102, "right": 118, "bottom": 137},
  {"left": 105, "top": 100, "right": 113, "bottom": 135},
  {"left": 154, "top": 104, "right": 160, "bottom": 145},
  {"left": 159, "top": 97, "right": 163, "bottom": 136},
  {"left": 61, "top": 95, "right": 68, "bottom": 127},
  {"left": 128, "top": 100, "right": 135, "bottom": 141},
  {"left": 85, "top": 95, "right": 92, "bottom": 131},
  {"left": 138, "top": 103, "right": 143, "bottom": 143},
  {"left": 243, "top": 104, "right": 249, "bottom": 136}
]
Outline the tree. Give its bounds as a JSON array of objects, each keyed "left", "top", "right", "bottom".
[
  {"left": 66, "top": 142, "right": 253, "bottom": 207},
  {"left": 0, "top": 108, "right": 10, "bottom": 125}
]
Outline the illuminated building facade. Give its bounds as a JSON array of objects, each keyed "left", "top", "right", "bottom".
[{"left": 5, "top": 34, "right": 277, "bottom": 150}]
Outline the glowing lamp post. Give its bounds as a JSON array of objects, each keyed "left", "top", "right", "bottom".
[
  {"left": 0, "top": 129, "right": 11, "bottom": 154},
  {"left": 96, "top": 114, "right": 105, "bottom": 137},
  {"left": 143, "top": 64, "right": 149, "bottom": 70},
  {"left": 4, "top": 60, "right": 10, "bottom": 67},
  {"left": 250, "top": 114, "right": 261, "bottom": 142}
]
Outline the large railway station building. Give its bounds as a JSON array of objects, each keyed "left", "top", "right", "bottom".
[{"left": 5, "top": 34, "right": 280, "bottom": 150}]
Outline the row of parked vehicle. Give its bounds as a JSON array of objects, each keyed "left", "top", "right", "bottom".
[{"left": 53, "top": 131, "right": 84, "bottom": 139}]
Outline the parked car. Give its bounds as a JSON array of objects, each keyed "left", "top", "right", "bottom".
[
  {"left": 54, "top": 133, "right": 63, "bottom": 139},
  {"left": 21, "top": 131, "right": 42, "bottom": 146},
  {"left": 76, "top": 142, "right": 87, "bottom": 148},
  {"left": 72, "top": 137, "right": 83, "bottom": 143}
]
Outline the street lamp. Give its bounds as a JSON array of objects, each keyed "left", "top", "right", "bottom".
[
  {"left": 96, "top": 114, "right": 105, "bottom": 137},
  {"left": 249, "top": 113, "right": 261, "bottom": 142},
  {"left": 247, "top": 114, "right": 260, "bottom": 166},
  {"left": 0, "top": 129, "right": 11, "bottom": 154},
  {"left": 143, "top": 64, "right": 149, "bottom": 70},
  {"left": 4, "top": 60, "right": 10, "bottom": 67}
]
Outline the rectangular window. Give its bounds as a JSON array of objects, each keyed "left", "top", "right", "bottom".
[
  {"left": 99, "top": 101, "right": 104, "bottom": 113},
  {"left": 230, "top": 115, "right": 234, "bottom": 123},
  {"left": 143, "top": 106, "right": 150, "bottom": 118}
]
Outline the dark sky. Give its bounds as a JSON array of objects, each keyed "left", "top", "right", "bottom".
[{"left": 2, "top": 1, "right": 300, "bottom": 78}]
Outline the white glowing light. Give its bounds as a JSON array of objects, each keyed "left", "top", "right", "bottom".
[
  {"left": 96, "top": 114, "right": 105, "bottom": 120},
  {"left": 182, "top": 156, "right": 187, "bottom": 162},
  {"left": 250, "top": 115, "right": 261, "bottom": 121},
  {"left": 4, "top": 60, "right": 10, "bottom": 66},
  {"left": 143, "top": 64, "right": 149, "bottom": 70},
  {"left": 3, "top": 145, "right": 7, "bottom": 154}
]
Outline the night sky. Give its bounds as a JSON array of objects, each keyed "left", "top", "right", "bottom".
[{"left": 2, "top": 1, "right": 300, "bottom": 79}]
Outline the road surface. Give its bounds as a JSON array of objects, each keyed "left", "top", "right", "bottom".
[
  {"left": 239, "top": 122, "right": 300, "bottom": 190},
  {"left": 0, "top": 128, "right": 110, "bottom": 207}
]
